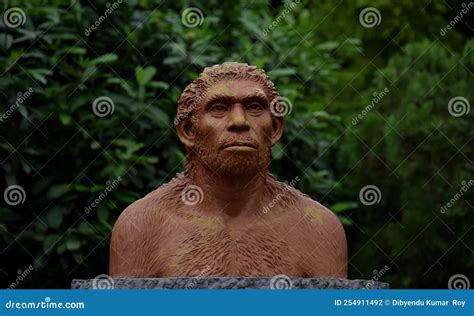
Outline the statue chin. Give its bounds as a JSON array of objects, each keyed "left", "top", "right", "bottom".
[
  {"left": 201, "top": 157, "right": 265, "bottom": 178},
  {"left": 197, "top": 149, "right": 269, "bottom": 178}
]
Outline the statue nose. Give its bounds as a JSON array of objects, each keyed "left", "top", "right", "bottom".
[{"left": 227, "top": 104, "right": 250, "bottom": 131}]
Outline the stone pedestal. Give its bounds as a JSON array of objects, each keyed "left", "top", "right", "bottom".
[{"left": 71, "top": 277, "right": 389, "bottom": 289}]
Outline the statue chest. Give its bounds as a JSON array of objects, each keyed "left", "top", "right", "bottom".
[{"left": 159, "top": 224, "right": 301, "bottom": 277}]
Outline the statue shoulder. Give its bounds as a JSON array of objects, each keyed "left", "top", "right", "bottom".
[
  {"left": 298, "top": 197, "right": 345, "bottom": 233},
  {"left": 113, "top": 175, "right": 184, "bottom": 231},
  {"left": 296, "top": 197, "right": 348, "bottom": 278}
]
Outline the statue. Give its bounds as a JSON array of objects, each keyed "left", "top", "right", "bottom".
[{"left": 109, "top": 62, "right": 347, "bottom": 278}]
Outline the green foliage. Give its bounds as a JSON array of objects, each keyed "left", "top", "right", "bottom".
[
  {"left": 340, "top": 40, "right": 473, "bottom": 288},
  {"left": 0, "top": 0, "right": 347, "bottom": 288},
  {"left": 0, "top": 0, "right": 471, "bottom": 289}
]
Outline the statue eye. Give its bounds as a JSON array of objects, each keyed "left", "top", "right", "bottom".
[
  {"left": 247, "top": 102, "right": 264, "bottom": 111},
  {"left": 210, "top": 103, "right": 228, "bottom": 113}
]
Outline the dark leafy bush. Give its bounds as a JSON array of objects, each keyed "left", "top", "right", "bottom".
[{"left": 0, "top": 0, "right": 350, "bottom": 288}]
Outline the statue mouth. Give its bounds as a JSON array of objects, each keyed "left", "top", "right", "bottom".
[{"left": 221, "top": 141, "right": 257, "bottom": 151}]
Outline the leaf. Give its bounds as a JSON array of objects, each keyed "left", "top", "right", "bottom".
[
  {"left": 81, "top": 65, "right": 97, "bottom": 83},
  {"left": 29, "top": 69, "right": 53, "bottom": 85},
  {"left": 330, "top": 202, "right": 358, "bottom": 213},
  {"left": 65, "top": 47, "right": 86, "bottom": 55},
  {"left": 47, "top": 184, "right": 71, "bottom": 199},
  {"left": 66, "top": 238, "right": 81, "bottom": 251},
  {"left": 78, "top": 221, "right": 93, "bottom": 235},
  {"left": 42, "top": 234, "right": 60, "bottom": 253},
  {"left": 59, "top": 113, "right": 71, "bottom": 125},
  {"left": 271, "top": 143, "right": 285, "bottom": 160},
  {"left": 316, "top": 41, "right": 340, "bottom": 51},
  {"left": 89, "top": 53, "right": 118, "bottom": 65},
  {"left": 338, "top": 216, "right": 353, "bottom": 226},
  {"left": 268, "top": 68, "right": 296, "bottom": 78},
  {"left": 97, "top": 206, "right": 109, "bottom": 223},
  {"left": 148, "top": 81, "right": 169, "bottom": 89},
  {"left": 46, "top": 207, "right": 63, "bottom": 229},
  {"left": 0, "top": 34, "right": 13, "bottom": 50},
  {"left": 146, "top": 105, "right": 169, "bottom": 128},
  {"left": 136, "top": 66, "right": 157, "bottom": 86},
  {"left": 56, "top": 242, "right": 67, "bottom": 254}
]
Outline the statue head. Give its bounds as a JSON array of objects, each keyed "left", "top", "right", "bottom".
[{"left": 176, "top": 62, "right": 285, "bottom": 177}]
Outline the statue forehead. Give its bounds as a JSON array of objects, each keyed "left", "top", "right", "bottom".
[{"left": 202, "top": 79, "right": 268, "bottom": 103}]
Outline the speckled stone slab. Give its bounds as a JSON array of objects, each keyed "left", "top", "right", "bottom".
[{"left": 71, "top": 277, "right": 389, "bottom": 289}]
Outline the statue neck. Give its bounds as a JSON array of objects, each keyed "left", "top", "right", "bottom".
[{"left": 184, "top": 161, "right": 270, "bottom": 219}]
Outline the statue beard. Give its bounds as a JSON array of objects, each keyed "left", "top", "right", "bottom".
[{"left": 189, "top": 132, "right": 271, "bottom": 179}]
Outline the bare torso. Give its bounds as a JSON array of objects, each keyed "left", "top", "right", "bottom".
[{"left": 109, "top": 175, "right": 347, "bottom": 278}]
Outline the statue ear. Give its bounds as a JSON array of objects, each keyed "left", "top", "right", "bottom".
[
  {"left": 176, "top": 118, "right": 195, "bottom": 148},
  {"left": 270, "top": 116, "right": 284, "bottom": 146}
]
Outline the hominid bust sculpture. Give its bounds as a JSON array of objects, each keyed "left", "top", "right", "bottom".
[{"left": 109, "top": 62, "right": 347, "bottom": 278}]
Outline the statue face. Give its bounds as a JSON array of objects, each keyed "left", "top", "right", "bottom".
[{"left": 191, "top": 79, "right": 277, "bottom": 176}]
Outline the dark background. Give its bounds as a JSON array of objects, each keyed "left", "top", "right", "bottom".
[{"left": 0, "top": 0, "right": 473, "bottom": 289}]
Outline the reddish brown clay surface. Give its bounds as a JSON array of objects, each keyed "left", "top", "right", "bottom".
[{"left": 109, "top": 62, "right": 347, "bottom": 278}]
